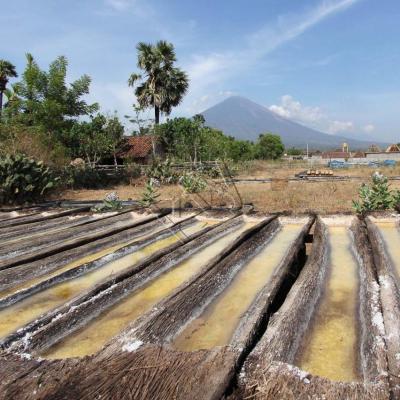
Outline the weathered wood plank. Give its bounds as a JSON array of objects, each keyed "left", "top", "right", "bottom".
[{"left": 239, "top": 217, "right": 389, "bottom": 400}]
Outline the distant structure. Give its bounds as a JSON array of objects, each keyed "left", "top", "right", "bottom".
[
  {"left": 312, "top": 142, "right": 400, "bottom": 165},
  {"left": 321, "top": 142, "right": 351, "bottom": 161},
  {"left": 368, "top": 144, "right": 381, "bottom": 152},
  {"left": 119, "top": 135, "right": 164, "bottom": 164},
  {"left": 386, "top": 144, "right": 400, "bottom": 152}
]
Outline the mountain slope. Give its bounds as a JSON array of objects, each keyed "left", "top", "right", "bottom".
[{"left": 201, "top": 96, "right": 386, "bottom": 150}]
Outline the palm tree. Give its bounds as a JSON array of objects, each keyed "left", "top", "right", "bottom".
[
  {"left": 0, "top": 60, "right": 18, "bottom": 116},
  {"left": 128, "top": 41, "right": 189, "bottom": 125}
]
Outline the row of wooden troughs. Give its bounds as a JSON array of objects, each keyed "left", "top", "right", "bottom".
[{"left": 0, "top": 205, "right": 400, "bottom": 399}]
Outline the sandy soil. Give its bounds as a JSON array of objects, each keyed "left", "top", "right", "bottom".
[{"left": 59, "top": 176, "right": 400, "bottom": 214}]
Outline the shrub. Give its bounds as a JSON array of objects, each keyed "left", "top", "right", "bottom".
[
  {"left": 139, "top": 179, "right": 160, "bottom": 207},
  {"left": 63, "top": 166, "right": 104, "bottom": 189},
  {"left": 92, "top": 192, "right": 123, "bottom": 212},
  {"left": 393, "top": 190, "right": 400, "bottom": 210},
  {"left": 146, "top": 159, "right": 180, "bottom": 184},
  {"left": 353, "top": 172, "right": 400, "bottom": 214},
  {"left": 125, "top": 163, "right": 142, "bottom": 179},
  {"left": 0, "top": 153, "right": 59, "bottom": 204},
  {"left": 179, "top": 172, "right": 207, "bottom": 194}
]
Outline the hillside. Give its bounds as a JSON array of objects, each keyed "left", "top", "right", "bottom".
[{"left": 201, "top": 96, "right": 386, "bottom": 150}]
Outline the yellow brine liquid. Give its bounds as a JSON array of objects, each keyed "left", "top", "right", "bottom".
[
  {"left": 298, "top": 226, "right": 359, "bottom": 382},
  {"left": 41, "top": 223, "right": 253, "bottom": 359},
  {"left": 173, "top": 224, "right": 305, "bottom": 351}
]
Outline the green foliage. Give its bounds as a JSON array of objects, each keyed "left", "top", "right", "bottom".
[
  {"left": 11, "top": 54, "right": 98, "bottom": 140},
  {"left": 146, "top": 159, "right": 179, "bottom": 184},
  {"left": 286, "top": 147, "right": 303, "bottom": 156},
  {"left": 0, "top": 59, "right": 18, "bottom": 114},
  {"left": 0, "top": 154, "right": 59, "bottom": 204},
  {"left": 392, "top": 190, "right": 400, "bottom": 211},
  {"left": 63, "top": 165, "right": 130, "bottom": 189},
  {"left": 139, "top": 180, "right": 160, "bottom": 207},
  {"left": 124, "top": 104, "right": 154, "bottom": 136},
  {"left": 92, "top": 192, "right": 123, "bottom": 212},
  {"left": 156, "top": 117, "right": 256, "bottom": 163},
  {"left": 124, "top": 162, "right": 142, "bottom": 179},
  {"left": 0, "top": 121, "right": 69, "bottom": 167},
  {"left": 156, "top": 116, "right": 204, "bottom": 162},
  {"left": 0, "top": 60, "right": 18, "bottom": 86},
  {"left": 179, "top": 172, "right": 207, "bottom": 194},
  {"left": 352, "top": 172, "right": 399, "bottom": 214},
  {"left": 255, "top": 133, "right": 285, "bottom": 160},
  {"left": 63, "top": 166, "right": 104, "bottom": 189},
  {"left": 129, "top": 41, "right": 189, "bottom": 124},
  {"left": 69, "top": 113, "right": 124, "bottom": 165}
]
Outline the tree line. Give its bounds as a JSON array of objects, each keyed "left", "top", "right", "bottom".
[{"left": 0, "top": 40, "right": 285, "bottom": 167}]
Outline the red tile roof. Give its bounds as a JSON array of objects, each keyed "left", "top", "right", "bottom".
[{"left": 123, "top": 135, "right": 156, "bottom": 158}]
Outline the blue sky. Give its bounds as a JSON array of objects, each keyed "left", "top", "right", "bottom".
[{"left": 1, "top": 0, "right": 400, "bottom": 141}]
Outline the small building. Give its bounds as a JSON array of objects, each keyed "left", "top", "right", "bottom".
[
  {"left": 368, "top": 144, "right": 381, "bottom": 152},
  {"left": 322, "top": 151, "right": 350, "bottom": 161},
  {"left": 365, "top": 152, "right": 400, "bottom": 161},
  {"left": 352, "top": 151, "right": 366, "bottom": 158},
  {"left": 386, "top": 144, "right": 400, "bottom": 153},
  {"left": 120, "top": 135, "right": 164, "bottom": 164}
]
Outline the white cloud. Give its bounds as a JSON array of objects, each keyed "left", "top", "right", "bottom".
[
  {"left": 104, "top": 0, "right": 135, "bottom": 11},
  {"left": 269, "top": 95, "right": 324, "bottom": 124},
  {"left": 363, "top": 124, "right": 375, "bottom": 133},
  {"left": 328, "top": 120, "right": 355, "bottom": 134},
  {"left": 183, "top": 0, "right": 361, "bottom": 114},
  {"left": 269, "top": 95, "right": 356, "bottom": 134}
]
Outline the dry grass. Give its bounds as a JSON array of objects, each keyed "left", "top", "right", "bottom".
[
  {"left": 59, "top": 177, "right": 400, "bottom": 214},
  {"left": 235, "top": 160, "right": 400, "bottom": 179}
]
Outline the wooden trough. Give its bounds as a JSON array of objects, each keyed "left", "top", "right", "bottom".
[
  {"left": 366, "top": 216, "right": 400, "bottom": 398},
  {"left": 0, "top": 213, "right": 229, "bottom": 347},
  {"left": 0, "top": 214, "right": 201, "bottom": 308},
  {"left": 0, "top": 208, "right": 165, "bottom": 270},
  {"left": 0, "top": 210, "right": 310, "bottom": 398},
  {"left": 239, "top": 216, "right": 389, "bottom": 400},
  {"left": 0, "top": 207, "right": 397, "bottom": 400},
  {"left": 6, "top": 216, "right": 312, "bottom": 400},
  {"left": 6, "top": 214, "right": 251, "bottom": 353}
]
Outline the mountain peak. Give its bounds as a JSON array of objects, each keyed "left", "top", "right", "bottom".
[{"left": 201, "top": 96, "right": 386, "bottom": 150}]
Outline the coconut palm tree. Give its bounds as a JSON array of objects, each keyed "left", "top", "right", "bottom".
[
  {"left": 0, "top": 60, "right": 18, "bottom": 116},
  {"left": 128, "top": 41, "right": 189, "bottom": 125}
]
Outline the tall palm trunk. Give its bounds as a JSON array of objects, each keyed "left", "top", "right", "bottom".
[
  {"left": 155, "top": 105, "right": 160, "bottom": 125},
  {"left": 0, "top": 78, "right": 6, "bottom": 117}
]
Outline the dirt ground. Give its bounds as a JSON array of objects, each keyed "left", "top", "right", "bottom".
[
  {"left": 60, "top": 172, "right": 400, "bottom": 214},
  {"left": 236, "top": 161, "right": 400, "bottom": 179},
  {"left": 58, "top": 164, "right": 400, "bottom": 214}
]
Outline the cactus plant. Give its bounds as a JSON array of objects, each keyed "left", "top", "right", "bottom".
[{"left": 0, "top": 154, "right": 59, "bottom": 204}]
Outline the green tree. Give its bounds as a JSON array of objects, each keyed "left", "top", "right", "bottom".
[
  {"left": 12, "top": 54, "right": 98, "bottom": 141},
  {"left": 128, "top": 41, "right": 189, "bottom": 125},
  {"left": 156, "top": 117, "right": 258, "bottom": 163},
  {"left": 0, "top": 60, "right": 18, "bottom": 116},
  {"left": 70, "top": 113, "right": 125, "bottom": 166},
  {"left": 71, "top": 114, "right": 109, "bottom": 166},
  {"left": 286, "top": 147, "right": 303, "bottom": 156},
  {"left": 227, "top": 138, "right": 256, "bottom": 161},
  {"left": 124, "top": 104, "right": 154, "bottom": 136},
  {"left": 255, "top": 133, "right": 284, "bottom": 160},
  {"left": 199, "top": 128, "right": 231, "bottom": 161},
  {"left": 156, "top": 116, "right": 204, "bottom": 162},
  {"left": 105, "top": 114, "right": 125, "bottom": 166}
]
